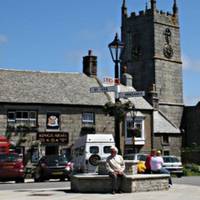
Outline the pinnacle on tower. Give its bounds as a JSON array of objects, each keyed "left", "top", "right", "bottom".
[
  {"left": 150, "top": 0, "right": 156, "bottom": 11},
  {"left": 173, "top": 0, "right": 178, "bottom": 16},
  {"left": 122, "top": 0, "right": 126, "bottom": 8},
  {"left": 145, "top": 1, "right": 148, "bottom": 11},
  {"left": 122, "top": 0, "right": 127, "bottom": 16}
]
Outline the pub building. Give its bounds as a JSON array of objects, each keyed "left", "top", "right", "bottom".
[{"left": 0, "top": 51, "right": 114, "bottom": 164}]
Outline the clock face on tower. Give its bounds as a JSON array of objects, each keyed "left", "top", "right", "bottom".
[{"left": 163, "top": 28, "right": 173, "bottom": 59}]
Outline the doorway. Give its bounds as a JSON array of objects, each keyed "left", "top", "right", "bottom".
[{"left": 45, "top": 145, "right": 58, "bottom": 155}]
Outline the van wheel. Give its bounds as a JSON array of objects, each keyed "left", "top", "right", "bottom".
[{"left": 89, "top": 154, "right": 101, "bottom": 166}]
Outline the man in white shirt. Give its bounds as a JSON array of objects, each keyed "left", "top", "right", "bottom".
[{"left": 106, "top": 146, "right": 126, "bottom": 194}]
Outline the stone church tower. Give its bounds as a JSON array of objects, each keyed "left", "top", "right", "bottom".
[{"left": 120, "top": 0, "right": 183, "bottom": 128}]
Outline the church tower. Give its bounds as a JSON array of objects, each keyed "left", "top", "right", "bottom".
[{"left": 121, "top": 0, "right": 183, "bottom": 128}]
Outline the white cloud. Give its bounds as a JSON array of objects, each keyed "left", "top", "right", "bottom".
[
  {"left": 0, "top": 34, "right": 8, "bottom": 44},
  {"left": 182, "top": 55, "right": 200, "bottom": 71}
]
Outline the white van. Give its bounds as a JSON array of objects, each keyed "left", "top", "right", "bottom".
[{"left": 72, "top": 134, "right": 115, "bottom": 173}]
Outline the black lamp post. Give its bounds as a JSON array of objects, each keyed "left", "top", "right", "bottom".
[
  {"left": 108, "top": 33, "right": 124, "bottom": 80},
  {"left": 108, "top": 33, "right": 124, "bottom": 153}
]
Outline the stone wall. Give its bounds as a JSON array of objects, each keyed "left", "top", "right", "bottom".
[
  {"left": 71, "top": 174, "right": 169, "bottom": 193},
  {"left": 0, "top": 103, "right": 114, "bottom": 156},
  {"left": 154, "top": 134, "right": 182, "bottom": 156}
]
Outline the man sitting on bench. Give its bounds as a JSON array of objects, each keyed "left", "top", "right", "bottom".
[{"left": 106, "top": 146, "right": 126, "bottom": 194}]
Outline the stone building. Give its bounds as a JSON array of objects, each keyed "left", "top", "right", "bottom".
[
  {"left": 0, "top": 51, "right": 115, "bottom": 163},
  {"left": 0, "top": 50, "right": 159, "bottom": 164},
  {"left": 120, "top": 0, "right": 183, "bottom": 155},
  {"left": 182, "top": 102, "right": 200, "bottom": 147},
  {"left": 181, "top": 102, "right": 200, "bottom": 164}
]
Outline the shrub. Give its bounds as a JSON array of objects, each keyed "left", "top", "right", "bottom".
[{"left": 183, "top": 163, "right": 200, "bottom": 176}]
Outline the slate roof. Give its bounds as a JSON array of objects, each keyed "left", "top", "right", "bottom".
[
  {"left": 0, "top": 68, "right": 109, "bottom": 106},
  {"left": 153, "top": 111, "right": 181, "bottom": 134}
]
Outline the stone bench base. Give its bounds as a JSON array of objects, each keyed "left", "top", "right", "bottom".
[{"left": 71, "top": 173, "right": 170, "bottom": 193}]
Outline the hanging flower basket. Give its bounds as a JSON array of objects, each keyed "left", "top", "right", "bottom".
[
  {"left": 103, "top": 100, "right": 134, "bottom": 121},
  {"left": 132, "top": 128, "right": 141, "bottom": 138}
]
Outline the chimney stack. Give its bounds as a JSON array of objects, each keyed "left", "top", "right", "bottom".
[
  {"left": 83, "top": 50, "right": 97, "bottom": 77},
  {"left": 121, "top": 66, "right": 133, "bottom": 86}
]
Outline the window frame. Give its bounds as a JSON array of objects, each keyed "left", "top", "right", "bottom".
[
  {"left": 7, "top": 110, "right": 37, "bottom": 128},
  {"left": 82, "top": 112, "right": 95, "bottom": 125},
  {"left": 162, "top": 135, "right": 169, "bottom": 144},
  {"left": 125, "top": 115, "right": 145, "bottom": 145}
]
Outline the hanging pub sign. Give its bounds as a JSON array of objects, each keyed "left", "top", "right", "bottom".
[
  {"left": 46, "top": 113, "right": 60, "bottom": 129},
  {"left": 37, "top": 132, "right": 68, "bottom": 144}
]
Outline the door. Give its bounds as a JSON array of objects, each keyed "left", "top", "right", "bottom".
[{"left": 45, "top": 145, "right": 58, "bottom": 156}]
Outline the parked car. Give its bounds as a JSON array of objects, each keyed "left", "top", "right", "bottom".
[
  {"left": 124, "top": 153, "right": 148, "bottom": 163},
  {"left": 33, "top": 154, "right": 73, "bottom": 182},
  {"left": 0, "top": 153, "right": 25, "bottom": 183},
  {"left": 163, "top": 155, "right": 183, "bottom": 177}
]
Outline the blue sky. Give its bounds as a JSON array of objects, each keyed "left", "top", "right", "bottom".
[{"left": 0, "top": 0, "right": 199, "bottom": 106}]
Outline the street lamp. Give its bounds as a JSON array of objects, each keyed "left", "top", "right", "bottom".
[
  {"left": 108, "top": 33, "right": 124, "bottom": 81},
  {"left": 108, "top": 33, "right": 124, "bottom": 154}
]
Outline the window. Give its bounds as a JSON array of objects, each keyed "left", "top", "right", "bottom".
[
  {"left": 163, "top": 150, "right": 170, "bottom": 156},
  {"left": 163, "top": 135, "right": 169, "bottom": 144},
  {"left": 126, "top": 118, "right": 135, "bottom": 138},
  {"left": 125, "top": 115, "right": 145, "bottom": 145},
  {"left": 7, "top": 111, "right": 37, "bottom": 127},
  {"left": 103, "top": 146, "right": 112, "bottom": 154},
  {"left": 7, "top": 112, "right": 15, "bottom": 121},
  {"left": 126, "top": 116, "right": 144, "bottom": 139},
  {"left": 89, "top": 146, "right": 99, "bottom": 154},
  {"left": 82, "top": 112, "right": 95, "bottom": 124}
]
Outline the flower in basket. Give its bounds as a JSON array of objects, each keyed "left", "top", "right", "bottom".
[{"left": 132, "top": 127, "right": 141, "bottom": 138}]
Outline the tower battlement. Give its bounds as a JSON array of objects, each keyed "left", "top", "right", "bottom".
[
  {"left": 122, "top": 0, "right": 178, "bottom": 22},
  {"left": 129, "top": 9, "right": 175, "bottom": 18}
]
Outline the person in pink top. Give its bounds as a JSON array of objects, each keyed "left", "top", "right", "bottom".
[{"left": 150, "top": 150, "right": 172, "bottom": 185}]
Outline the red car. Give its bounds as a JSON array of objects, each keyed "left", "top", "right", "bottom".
[{"left": 0, "top": 153, "right": 25, "bottom": 183}]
